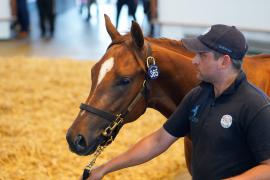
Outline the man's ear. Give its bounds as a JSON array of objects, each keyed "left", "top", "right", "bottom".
[{"left": 221, "top": 55, "right": 232, "bottom": 69}]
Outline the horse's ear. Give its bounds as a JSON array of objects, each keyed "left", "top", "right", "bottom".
[
  {"left": 131, "top": 21, "right": 144, "bottom": 49},
  {"left": 104, "top": 14, "right": 120, "bottom": 40}
]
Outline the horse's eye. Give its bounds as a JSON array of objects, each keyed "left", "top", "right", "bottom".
[{"left": 116, "top": 77, "right": 131, "bottom": 86}]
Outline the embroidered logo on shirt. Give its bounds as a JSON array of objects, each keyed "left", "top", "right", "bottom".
[
  {"left": 220, "top": 114, "right": 233, "bottom": 128},
  {"left": 189, "top": 105, "right": 200, "bottom": 123}
]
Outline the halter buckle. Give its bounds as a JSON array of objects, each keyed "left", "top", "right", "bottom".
[{"left": 146, "top": 56, "right": 156, "bottom": 68}]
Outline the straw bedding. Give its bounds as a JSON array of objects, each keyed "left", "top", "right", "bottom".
[{"left": 0, "top": 57, "right": 188, "bottom": 180}]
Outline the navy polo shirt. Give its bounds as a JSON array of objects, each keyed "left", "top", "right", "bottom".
[{"left": 163, "top": 71, "right": 270, "bottom": 179}]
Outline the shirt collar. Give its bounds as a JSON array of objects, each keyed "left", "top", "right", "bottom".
[
  {"left": 222, "top": 70, "right": 246, "bottom": 95},
  {"left": 199, "top": 70, "right": 247, "bottom": 96}
]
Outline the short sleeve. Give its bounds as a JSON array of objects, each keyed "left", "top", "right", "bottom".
[
  {"left": 246, "top": 104, "right": 270, "bottom": 162},
  {"left": 163, "top": 88, "right": 198, "bottom": 138}
]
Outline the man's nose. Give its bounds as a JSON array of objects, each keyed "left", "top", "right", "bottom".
[{"left": 192, "top": 54, "right": 201, "bottom": 65}]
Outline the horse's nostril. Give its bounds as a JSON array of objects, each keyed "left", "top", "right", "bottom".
[{"left": 74, "top": 135, "right": 87, "bottom": 151}]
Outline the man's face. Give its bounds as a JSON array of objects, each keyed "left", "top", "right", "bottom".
[{"left": 192, "top": 52, "right": 221, "bottom": 82}]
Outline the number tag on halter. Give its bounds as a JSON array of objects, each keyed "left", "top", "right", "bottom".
[{"left": 147, "top": 64, "right": 160, "bottom": 80}]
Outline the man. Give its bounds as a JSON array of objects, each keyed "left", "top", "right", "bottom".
[
  {"left": 16, "top": 0, "right": 30, "bottom": 38},
  {"left": 36, "top": 0, "right": 55, "bottom": 37},
  {"left": 115, "top": 0, "right": 138, "bottom": 29},
  {"left": 142, "top": 0, "right": 157, "bottom": 37},
  {"left": 87, "top": 25, "right": 270, "bottom": 179}
]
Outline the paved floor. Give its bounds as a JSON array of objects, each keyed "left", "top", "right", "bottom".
[{"left": 0, "top": 0, "right": 148, "bottom": 60}]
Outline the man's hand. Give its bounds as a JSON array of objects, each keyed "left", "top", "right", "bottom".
[{"left": 80, "top": 165, "right": 106, "bottom": 180}]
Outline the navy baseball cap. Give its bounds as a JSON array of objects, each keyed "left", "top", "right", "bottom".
[{"left": 182, "top": 24, "right": 248, "bottom": 60}]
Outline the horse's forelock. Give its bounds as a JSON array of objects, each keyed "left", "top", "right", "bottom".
[
  {"left": 107, "top": 35, "right": 129, "bottom": 50},
  {"left": 105, "top": 34, "right": 147, "bottom": 71}
]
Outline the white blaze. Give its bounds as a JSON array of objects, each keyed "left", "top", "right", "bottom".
[{"left": 97, "top": 57, "right": 114, "bottom": 85}]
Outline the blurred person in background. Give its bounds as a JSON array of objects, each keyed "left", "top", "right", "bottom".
[
  {"left": 15, "top": 0, "right": 30, "bottom": 38},
  {"left": 36, "top": 0, "right": 55, "bottom": 38},
  {"left": 116, "top": 0, "right": 138, "bottom": 29},
  {"left": 10, "top": 0, "right": 17, "bottom": 18},
  {"left": 142, "top": 0, "right": 157, "bottom": 36},
  {"left": 78, "top": 0, "right": 97, "bottom": 21}
]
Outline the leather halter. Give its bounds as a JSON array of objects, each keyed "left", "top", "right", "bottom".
[
  {"left": 81, "top": 41, "right": 155, "bottom": 180},
  {"left": 80, "top": 41, "right": 153, "bottom": 142}
]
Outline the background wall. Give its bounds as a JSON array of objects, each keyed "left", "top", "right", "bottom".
[
  {"left": 157, "top": 0, "right": 270, "bottom": 53},
  {"left": 0, "top": 0, "right": 12, "bottom": 39},
  {"left": 158, "top": 0, "right": 270, "bottom": 32}
]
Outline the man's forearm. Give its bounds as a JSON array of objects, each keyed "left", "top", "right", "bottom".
[{"left": 101, "top": 128, "right": 177, "bottom": 175}]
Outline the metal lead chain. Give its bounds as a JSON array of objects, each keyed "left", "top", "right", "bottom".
[
  {"left": 102, "top": 115, "right": 124, "bottom": 137},
  {"left": 82, "top": 145, "right": 107, "bottom": 180},
  {"left": 82, "top": 136, "right": 114, "bottom": 180},
  {"left": 84, "top": 145, "right": 105, "bottom": 171}
]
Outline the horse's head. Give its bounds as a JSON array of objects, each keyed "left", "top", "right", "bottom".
[{"left": 66, "top": 15, "right": 151, "bottom": 155}]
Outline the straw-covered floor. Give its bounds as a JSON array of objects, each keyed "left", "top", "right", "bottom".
[{"left": 0, "top": 57, "right": 188, "bottom": 180}]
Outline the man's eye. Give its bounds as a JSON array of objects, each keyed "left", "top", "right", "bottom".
[
  {"left": 199, "top": 53, "right": 204, "bottom": 58},
  {"left": 116, "top": 77, "right": 131, "bottom": 86}
]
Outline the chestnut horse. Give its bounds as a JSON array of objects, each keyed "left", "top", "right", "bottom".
[{"left": 66, "top": 15, "right": 270, "bottom": 175}]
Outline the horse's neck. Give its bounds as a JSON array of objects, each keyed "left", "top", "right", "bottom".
[{"left": 147, "top": 43, "right": 199, "bottom": 118}]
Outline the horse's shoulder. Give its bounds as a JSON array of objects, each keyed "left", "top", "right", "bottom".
[
  {"left": 243, "top": 54, "right": 270, "bottom": 96},
  {"left": 246, "top": 54, "right": 270, "bottom": 59},
  {"left": 244, "top": 54, "right": 270, "bottom": 67}
]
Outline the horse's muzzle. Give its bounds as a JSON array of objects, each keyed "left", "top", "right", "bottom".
[{"left": 66, "top": 131, "right": 96, "bottom": 155}]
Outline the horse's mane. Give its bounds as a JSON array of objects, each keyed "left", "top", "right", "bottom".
[
  {"left": 108, "top": 34, "right": 194, "bottom": 58},
  {"left": 146, "top": 37, "right": 270, "bottom": 60},
  {"left": 145, "top": 37, "right": 195, "bottom": 58},
  {"left": 247, "top": 54, "right": 270, "bottom": 59}
]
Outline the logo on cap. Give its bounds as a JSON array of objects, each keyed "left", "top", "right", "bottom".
[
  {"left": 220, "top": 114, "right": 233, "bottom": 128},
  {"left": 218, "top": 45, "right": 232, "bottom": 53}
]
